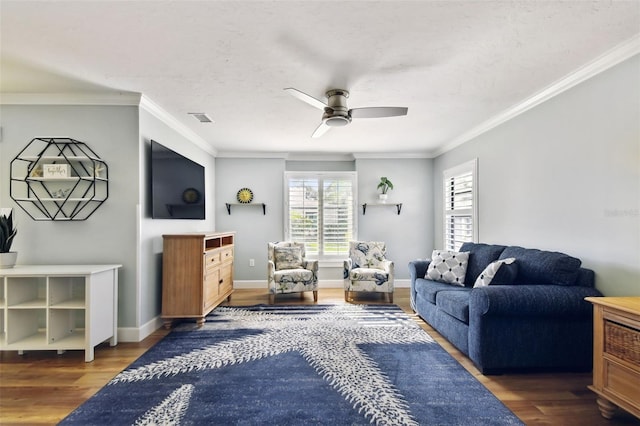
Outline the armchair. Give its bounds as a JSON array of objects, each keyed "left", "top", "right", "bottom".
[
  {"left": 343, "top": 241, "right": 394, "bottom": 303},
  {"left": 267, "top": 242, "right": 318, "bottom": 304}
]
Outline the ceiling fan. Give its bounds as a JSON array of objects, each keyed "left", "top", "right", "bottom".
[{"left": 284, "top": 87, "right": 408, "bottom": 138}]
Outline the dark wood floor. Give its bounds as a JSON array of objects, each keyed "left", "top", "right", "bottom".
[{"left": 1, "top": 288, "right": 638, "bottom": 425}]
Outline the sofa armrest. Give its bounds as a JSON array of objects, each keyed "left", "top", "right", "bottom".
[
  {"left": 470, "top": 285, "right": 603, "bottom": 318},
  {"left": 408, "top": 260, "right": 430, "bottom": 282}
]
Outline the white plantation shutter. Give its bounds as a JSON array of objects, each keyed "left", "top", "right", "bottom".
[
  {"left": 443, "top": 159, "right": 478, "bottom": 251},
  {"left": 285, "top": 172, "right": 356, "bottom": 259}
]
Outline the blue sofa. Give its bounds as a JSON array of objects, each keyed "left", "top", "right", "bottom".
[{"left": 409, "top": 243, "right": 602, "bottom": 374}]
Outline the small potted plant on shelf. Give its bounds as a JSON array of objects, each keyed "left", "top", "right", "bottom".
[
  {"left": 0, "top": 208, "right": 18, "bottom": 268},
  {"left": 377, "top": 177, "right": 394, "bottom": 202}
]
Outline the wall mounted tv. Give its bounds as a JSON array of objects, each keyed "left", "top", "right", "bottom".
[{"left": 151, "top": 140, "right": 205, "bottom": 219}]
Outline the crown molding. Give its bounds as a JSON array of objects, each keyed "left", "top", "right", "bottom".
[
  {"left": 432, "top": 34, "right": 640, "bottom": 158},
  {"left": 215, "top": 151, "right": 290, "bottom": 159},
  {"left": 352, "top": 152, "right": 433, "bottom": 159},
  {"left": 139, "top": 95, "right": 216, "bottom": 156},
  {"left": 0, "top": 92, "right": 142, "bottom": 105}
]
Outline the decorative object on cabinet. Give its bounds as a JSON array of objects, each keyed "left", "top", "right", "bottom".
[
  {"left": 225, "top": 203, "right": 266, "bottom": 215},
  {"left": 585, "top": 297, "right": 640, "bottom": 420},
  {"left": 10, "top": 137, "right": 109, "bottom": 221},
  {"left": 0, "top": 264, "right": 121, "bottom": 362},
  {"left": 0, "top": 208, "right": 18, "bottom": 269},
  {"left": 236, "top": 187, "right": 254, "bottom": 203},
  {"left": 362, "top": 203, "right": 402, "bottom": 215},
  {"left": 162, "top": 232, "right": 235, "bottom": 328}
]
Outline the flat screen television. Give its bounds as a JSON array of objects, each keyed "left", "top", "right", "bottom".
[{"left": 151, "top": 140, "right": 205, "bottom": 219}]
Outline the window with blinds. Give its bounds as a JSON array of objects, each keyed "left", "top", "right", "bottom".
[
  {"left": 443, "top": 159, "right": 478, "bottom": 251},
  {"left": 285, "top": 172, "right": 357, "bottom": 259}
]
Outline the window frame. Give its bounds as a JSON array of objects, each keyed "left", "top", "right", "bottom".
[
  {"left": 284, "top": 171, "right": 358, "bottom": 262},
  {"left": 443, "top": 159, "right": 478, "bottom": 251}
]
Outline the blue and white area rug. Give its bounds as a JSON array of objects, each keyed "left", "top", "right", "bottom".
[{"left": 61, "top": 304, "right": 523, "bottom": 425}]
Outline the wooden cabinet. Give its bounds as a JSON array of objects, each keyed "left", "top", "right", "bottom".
[
  {"left": 0, "top": 264, "right": 121, "bottom": 362},
  {"left": 162, "top": 232, "right": 234, "bottom": 328},
  {"left": 585, "top": 297, "right": 640, "bottom": 420}
]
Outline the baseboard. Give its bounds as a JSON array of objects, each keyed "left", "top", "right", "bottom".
[
  {"left": 234, "top": 279, "right": 410, "bottom": 289},
  {"left": 118, "top": 315, "right": 164, "bottom": 343}
]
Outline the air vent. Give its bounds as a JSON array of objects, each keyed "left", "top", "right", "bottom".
[{"left": 188, "top": 113, "right": 214, "bottom": 123}]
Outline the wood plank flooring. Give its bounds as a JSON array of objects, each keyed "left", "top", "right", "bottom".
[{"left": 1, "top": 288, "right": 639, "bottom": 425}]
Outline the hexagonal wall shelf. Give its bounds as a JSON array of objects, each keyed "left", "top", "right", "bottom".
[{"left": 10, "top": 137, "right": 109, "bottom": 221}]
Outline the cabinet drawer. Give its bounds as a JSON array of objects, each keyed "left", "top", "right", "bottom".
[
  {"left": 604, "top": 359, "right": 640, "bottom": 404},
  {"left": 220, "top": 247, "right": 234, "bottom": 263},
  {"left": 605, "top": 321, "right": 640, "bottom": 364},
  {"left": 204, "top": 251, "right": 222, "bottom": 270}
]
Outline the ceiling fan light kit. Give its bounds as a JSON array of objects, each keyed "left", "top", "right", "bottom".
[{"left": 285, "top": 87, "right": 408, "bottom": 138}]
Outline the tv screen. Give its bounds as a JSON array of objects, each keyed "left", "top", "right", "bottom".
[{"left": 151, "top": 140, "right": 205, "bottom": 219}]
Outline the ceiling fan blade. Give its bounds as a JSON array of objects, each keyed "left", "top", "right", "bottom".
[
  {"left": 284, "top": 88, "right": 327, "bottom": 110},
  {"left": 350, "top": 107, "right": 408, "bottom": 119},
  {"left": 312, "top": 122, "right": 332, "bottom": 138}
]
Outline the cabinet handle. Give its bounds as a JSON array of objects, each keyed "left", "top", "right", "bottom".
[{"left": 219, "top": 279, "right": 224, "bottom": 284}]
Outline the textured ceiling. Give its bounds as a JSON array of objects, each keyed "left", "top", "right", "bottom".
[{"left": 1, "top": 1, "right": 639, "bottom": 157}]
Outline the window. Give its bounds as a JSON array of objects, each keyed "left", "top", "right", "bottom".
[
  {"left": 285, "top": 172, "right": 357, "bottom": 260},
  {"left": 443, "top": 159, "right": 478, "bottom": 251}
]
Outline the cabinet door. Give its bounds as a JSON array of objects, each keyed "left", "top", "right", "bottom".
[
  {"left": 219, "top": 263, "right": 233, "bottom": 296},
  {"left": 204, "top": 269, "right": 220, "bottom": 311}
]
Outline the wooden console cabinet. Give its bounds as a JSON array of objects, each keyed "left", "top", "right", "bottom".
[
  {"left": 162, "top": 232, "right": 234, "bottom": 328},
  {"left": 585, "top": 297, "right": 640, "bottom": 420}
]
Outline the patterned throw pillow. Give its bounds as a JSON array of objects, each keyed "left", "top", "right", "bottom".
[
  {"left": 274, "top": 246, "right": 303, "bottom": 270},
  {"left": 473, "top": 257, "right": 517, "bottom": 288},
  {"left": 425, "top": 250, "right": 470, "bottom": 286}
]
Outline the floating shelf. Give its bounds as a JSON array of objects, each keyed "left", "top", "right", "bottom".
[
  {"left": 225, "top": 203, "right": 266, "bottom": 215},
  {"left": 362, "top": 203, "right": 402, "bottom": 215}
]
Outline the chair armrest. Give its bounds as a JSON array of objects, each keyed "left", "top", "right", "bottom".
[
  {"left": 302, "top": 258, "right": 318, "bottom": 272},
  {"left": 344, "top": 258, "right": 353, "bottom": 271},
  {"left": 268, "top": 260, "right": 275, "bottom": 279},
  {"left": 382, "top": 260, "right": 394, "bottom": 274},
  {"left": 470, "top": 285, "right": 603, "bottom": 317}
]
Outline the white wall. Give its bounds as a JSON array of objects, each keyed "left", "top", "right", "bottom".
[
  {"left": 433, "top": 55, "right": 640, "bottom": 296},
  {"left": 0, "top": 104, "right": 141, "bottom": 326},
  {"left": 138, "top": 107, "right": 217, "bottom": 329},
  {"left": 215, "top": 156, "right": 433, "bottom": 283}
]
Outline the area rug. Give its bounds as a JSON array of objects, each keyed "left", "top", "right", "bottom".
[{"left": 61, "top": 304, "right": 523, "bottom": 425}]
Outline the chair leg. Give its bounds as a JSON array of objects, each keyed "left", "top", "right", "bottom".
[
  {"left": 300, "top": 292, "right": 304, "bottom": 300},
  {"left": 313, "top": 291, "right": 318, "bottom": 302},
  {"left": 388, "top": 293, "right": 393, "bottom": 304},
  {"left": 268, "top": 294, "right": 275, "bottom": 304}
]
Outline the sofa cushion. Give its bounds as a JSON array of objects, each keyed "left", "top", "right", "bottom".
[
  {"left": 499, "top": 246, "right": 582, "bottom": 286},
  {"left": 415, "top": 278, "right": 469, "bottom": 304},
  {"left": 459, "top": 243, "right": 507, "bottom": 286},
  {"left": 473, "top": 258, "right": 518, "bottom": 288},
  {"left": 274, "top": 246, "right": 302, "bottom": 270},
  {"left": 425, "top": 250, "right": 470, "bottom": 286},
  {"left": 436, "top": 290, "right": 471, "bottom": 323}
]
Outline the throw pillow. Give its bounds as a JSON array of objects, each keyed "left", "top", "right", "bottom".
[
  {"left": 473, "top": 257, "right": 517, "bottom": 288},
  {"left": 425, "top": 250, "right": 470, "bottom": 286},
  {"left": 274, "top": 246, "right": 303, "bottom": 270}
]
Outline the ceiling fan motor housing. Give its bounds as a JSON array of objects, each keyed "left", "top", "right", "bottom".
[{"left": 323, "top": 89, "right": 352, "bottom": 127}]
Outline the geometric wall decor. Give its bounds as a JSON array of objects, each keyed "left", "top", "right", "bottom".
[{"left": 10, "top": 137, "right": 109, "bottom": 221}]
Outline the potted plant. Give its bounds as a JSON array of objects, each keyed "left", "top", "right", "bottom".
[
  {"left": 377, "top": 177, "right": 394, "bottom": 202},
  {"left": 0, "top": 208, "right": 18, "bottom": 268}
]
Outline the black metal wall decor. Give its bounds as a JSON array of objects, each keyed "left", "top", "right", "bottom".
[{"left": 10, "top": 137, "right": 109, "bottom": 221}]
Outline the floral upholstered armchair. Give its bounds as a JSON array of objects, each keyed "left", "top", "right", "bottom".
[
  {"left": 344, "top": 241, "right": 394, "bottom": 303},
  {"left": 267, "top": 242, "right": 318, "bottom": 304}
]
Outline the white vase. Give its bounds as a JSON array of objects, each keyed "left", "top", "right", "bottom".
[
  {"left": 0, "top": 252, "right": 18, "bottom": 268},
  {"left": 378, "top": 193, "right": 388, "bottom": 203}
]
